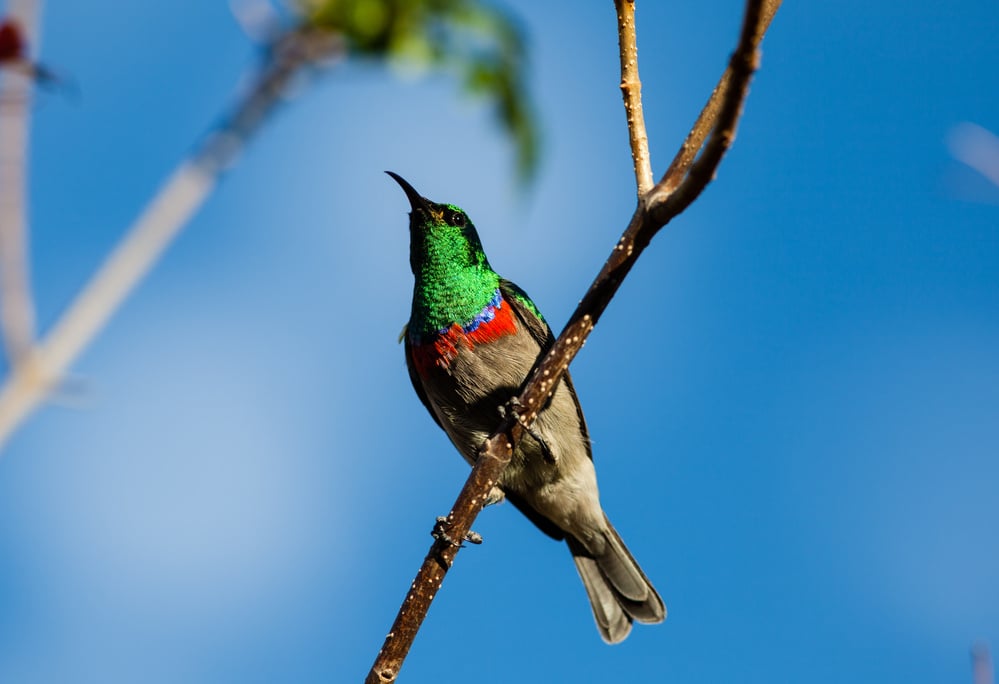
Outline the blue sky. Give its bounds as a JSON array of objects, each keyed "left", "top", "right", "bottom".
[{"left": 1, "top": 0, "right": 998, "bottom": 681}]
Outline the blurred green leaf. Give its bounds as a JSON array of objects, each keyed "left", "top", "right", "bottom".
[{"left": 296, "top": 0, "right": 539, "bottom": 182}]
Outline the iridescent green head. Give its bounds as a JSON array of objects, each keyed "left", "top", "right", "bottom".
[{"left": 387, "top": 172, "right": 501, "bottom": 336}]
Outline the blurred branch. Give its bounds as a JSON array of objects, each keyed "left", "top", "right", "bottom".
[
  {"left": 0, "top": 1, "right": 44, "bottom": 367},
  {"left": 973, "top": 643, "right": 995, "bottom": 684},
  {"left": 614, "top": 0, "right": 652, "bottom": 196},
  {"left": 0, "top": 0, "right": 541, "bottom": 451},
  {"left": 366, "top": 1, "right": 778, "bottom": 680},
  {"left": 948, "top": 122, "right": 999, "bottom": 189},
  {"left": 0, "top": 24, "right": 343, "bottom": 451}
]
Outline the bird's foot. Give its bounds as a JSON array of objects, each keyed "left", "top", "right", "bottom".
[
  {"left": 431, "top": 516, "right": 483, "bottom": 547},
  {"left": 501, "top": 397, "right": 556, "bottom": 465}
]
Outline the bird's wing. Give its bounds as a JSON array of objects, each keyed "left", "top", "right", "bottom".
[{"left": 498, "top": 278, "right": 554, "bottom": 348}]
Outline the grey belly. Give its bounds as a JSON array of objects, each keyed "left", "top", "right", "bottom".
[{"left": 421, "top": 332, "right": 594, "bottom": 509}]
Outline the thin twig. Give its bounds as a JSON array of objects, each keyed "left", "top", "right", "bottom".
[
  {"left": 660, "top": 0, "right": 780, "bottom": 194},
  {"left": 366, "top": 1, "right": 776, "bottom": 680},
  {"left": 0, "top": 25, "right": 342, "bottom": 451},
  {"left": 649, "top": 0, "right": 775, "bottom": 222},
  {"left": 614, "top": 0, "right": 652, "bottom": 195},
  {"left": 0, "top": 0, "right": 44, "bottom": 366}
]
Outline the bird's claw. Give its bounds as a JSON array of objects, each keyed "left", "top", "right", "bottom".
[
  {"left": 501, "top": 396, "right": 529, "bottom": 427},
  {"left": 501, "top": 397, "right": 556, "bottom": 465},
  {"left": 431, "top": 516, "right": 483, "bottom": 547}
]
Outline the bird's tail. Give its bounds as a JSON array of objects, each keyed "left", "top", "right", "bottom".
[{"left": 567, "top": 514, "right": 665, "bottom": 643}]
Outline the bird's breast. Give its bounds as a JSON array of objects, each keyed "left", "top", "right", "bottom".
[{"left": 409, "top": 294, "right": 519, "bottom": 376}]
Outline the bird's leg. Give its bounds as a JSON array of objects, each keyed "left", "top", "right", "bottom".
[
  {"left": 501, "top": 397, "right": 556, "bottom": 464},
  {"left": 431, "top": 516, "right": 483, "bottom": 547}
]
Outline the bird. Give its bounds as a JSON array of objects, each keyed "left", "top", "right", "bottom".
[{"left": 389, "top": 171, "right": 665, "bottom": 643}]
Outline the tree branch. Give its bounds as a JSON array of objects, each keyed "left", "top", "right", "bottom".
[
  {"left": 366, "top": 1, "right": 777, "bottom": 680},
  {"left": 0, "top": 25, "right": 341, "bottom": 451},
  {"left": 614, "top": 0, "right": 652, "bottom": 196},
  {"left": 660, "top": 0, "right": 780, "bottom": 194},
  {"left": 0, "top": 1, "right": 44, "bottom": 367}
]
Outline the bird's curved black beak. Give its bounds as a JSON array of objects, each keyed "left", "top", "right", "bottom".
[{"left": 386, "top": 171, "right": 434, "bottom": 217}]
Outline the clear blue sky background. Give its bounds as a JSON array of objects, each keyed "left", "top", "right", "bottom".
[{"left": 1, "top": 1, "right": 997, "bottom": 682}]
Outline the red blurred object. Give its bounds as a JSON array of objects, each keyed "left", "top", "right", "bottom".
[
  {"left": 0, "top": 16, "right": 75, "bottom": 98},
  {"left": 0, "top": 18, "right": 26, "bottom": 63}
]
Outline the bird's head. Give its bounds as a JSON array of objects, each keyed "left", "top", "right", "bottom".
[{"left": 386, "top": 171, "right": 490, "bottom": 276}]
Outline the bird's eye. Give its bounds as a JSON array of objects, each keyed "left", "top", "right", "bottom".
[{"left": 446, "top": 209, "right": 466, "bottom": 227}]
